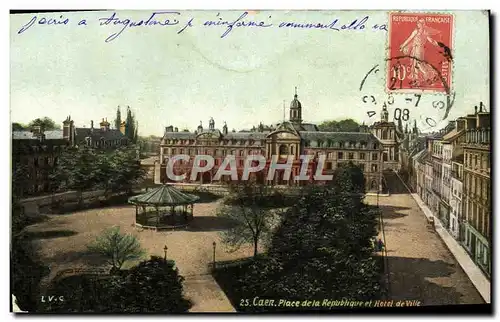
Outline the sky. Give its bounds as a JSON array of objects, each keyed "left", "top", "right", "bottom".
[{"left": 10, "top": 10, "right": 489, "bottom": 136}]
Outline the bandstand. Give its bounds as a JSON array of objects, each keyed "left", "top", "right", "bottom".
[{"left": 128, "top": 184, "right": 200, "bottom": 231}]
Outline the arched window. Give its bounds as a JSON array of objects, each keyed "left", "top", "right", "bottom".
[
  {"left": 279, "top": 144, "right": 289, "bottom": 155},
  {"left": 382, "top": 129, "right": 388, "bottom": 140}
]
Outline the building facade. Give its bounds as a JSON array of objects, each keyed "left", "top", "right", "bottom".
[
  {"left": 450, "top": 159, "right": 464, "bottom": 239},
  {"left": 12, "top": 115, "right": 129, "bottom": 197},
  {"left": 462, "top": 107, "right": 491, "bottom": 277},
  {"left": 159, "top": 91, "right": 386, "bottom": 190}
]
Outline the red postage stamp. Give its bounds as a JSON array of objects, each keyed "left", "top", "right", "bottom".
[{"left": 387, "top": 12, "right": 454, "bottom": 93}]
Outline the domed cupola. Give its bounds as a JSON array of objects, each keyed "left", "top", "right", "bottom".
[{"left": 289, "top": 87, "right": 302, "bottom": 125}]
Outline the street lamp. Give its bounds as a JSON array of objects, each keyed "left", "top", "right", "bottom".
[
  {"left": 163, "top": 245, "right": 168, "bottom": 261},
  {"left": 212, "top": 241, "right": 216, "bottom": 270}
]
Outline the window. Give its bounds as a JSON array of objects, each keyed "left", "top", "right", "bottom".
[
  {"left": 349, "top": 153, "right": 354, "bottom": 160},
  {"left": 279, "top": 145, "right": 288, "bottom": 154},
  {"left": 326, "top": 162, "right": 332, "bottom": 170},
  {"left": 372, "top": 153, "right": 378, "bottom": 161},
  {"left": 359, "top": 153, "right": 365, "bottom": 160},
  {"left": 338, "top": 152, "right": 343, "bottom": 159},
  {"left": 371, "top": 164, "right": 378, "bottom": 172},
  {"left": 239, "top": 150, "right": 244, "bottom": 156},
  {"left": 359, "top": 163, "right": 365, "bottom": 171}
]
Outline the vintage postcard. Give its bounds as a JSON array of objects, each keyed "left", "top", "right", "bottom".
[{"left": 10, "top": 9, "right": 491, "bottom": 314}]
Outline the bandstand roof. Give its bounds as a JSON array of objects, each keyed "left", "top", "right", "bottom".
[{"left": 128, "top": 185, "right": 200, "bottom": 206}]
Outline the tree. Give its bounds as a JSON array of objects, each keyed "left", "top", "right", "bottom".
[
  {"left": 12, "top": 122, "right": 26, "bottom": 131},
  {"left": 50, "top": 146, "right": 100, "bottom": 203},
  {"left": 233, "top": 169, "right": 381, "bottom": 311},
  {"left": 124, "top": 107, "right": 138, "bottom": 144},
  {"left": 28, "top": 117, "right": 60, "bottom": 130},
  {"left": 11, "top": 234, "right": 50, "bottom": 312},
  {"left": 114, "top": 106, "right": 122, "bottom": 131},
  {"left": 106, "top": 146, "right": 146, "bottom": 193},
  {"left": 217, "top": 182, "right": 279, "bottom": 258},
  {"left": 330, "top": 161, "right": 366, "bottom": 194},
  {"left": 112, "top": 257, "right": 192, "bottom": 312},
  {"left": 87, "top": 226, "right": 145, "bottom": 271},
  {"left": 44, "top": 257, "right": 191, "bottom": 313},
  {"left": 318, "top": 119, "right": 360, "bottom": 132},
  {"left": 50, "top": 145, "right": 145, "bottom": 196}
]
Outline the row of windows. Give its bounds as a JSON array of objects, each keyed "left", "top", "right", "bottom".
[
  {"left": 165, "top": 148, "right": 380, "bottom": 161},
  {"left": 465, "top": 151, "right": 490, "bottom": 172},
  {"left": 85, "top": 137, "right": 126, "bottom": 148},
  {"left": 172, "top": 159, "right": 380, "bottom": 173},
  {"left": 164, "top": 139, "right": 380, "bottom": 150},
  {"left": 465, "top": 201, "right": 490, "bottom": 242},
  {"left": 165, "top": 139, "right": 262, "bottom": 146},
  {"left": 464, "top": 172, "right": 490, "bottom": 202},
  {"left": 165, "top": 148, "right": 263, "bottom": 156},
  {"left": 305, "top": 141, "right": 378, "bottom": 149}
]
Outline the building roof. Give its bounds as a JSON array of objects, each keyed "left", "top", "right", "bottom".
[
  {"left": 290, "top": 94, "right": 301, "bottom": 109},
  {"left": 12, "top": 131, "right": 34, "bottom": 140},
  {"left": 298, "top": 131, "right": 379, "bottom": 143},
  {"left": 411, "top": 149, "right": 426, "bottom": 162},
  {"left": 13, "top": 130, "right": 64, "bottom": 140},
  {"left": 443, "top": 129, "right": 465, "bottom": 142},
  {"left": 372, "top": 120, "right": 396, "bottom": 127},
  {"left": 415, "top": 149, "right": 430, "bottom": 163},
  {"left": 74, "top": 128, "right": 126, "bottom": 143},
  {"left": 128, "top": 184, "right": 200, "bottom": 206},
  {"left": 293, "top": 123, "right": 319, "bottom": 132}
]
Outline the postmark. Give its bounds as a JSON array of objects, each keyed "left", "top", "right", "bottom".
[{"left": 387, "top": 12, "right": 454, "bottom": 93}]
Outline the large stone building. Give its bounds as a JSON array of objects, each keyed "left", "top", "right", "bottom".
[
  {"left": 12, "top": 115, "right": 129, "bottom": 197},
  {"left": 160, "top": 91, "right": 390, "bottom": 191},
  {"left": 411, "top": 105, "right": 491, "bottom": 279},
  {"left": 12, "top": 128, "right": 69, "bottom": 197},
  {"left": 368, "top": 106, "right": 403, "bottom": 171},
  {"left": 461, "top": 106, "right": 490, "bottom": 277}
]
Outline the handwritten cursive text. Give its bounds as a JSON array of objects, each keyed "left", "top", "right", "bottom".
[
  {"left": 18, "top": 15, "right": 69, "bottom": 34},
  {"left": 98, "top": 11, "right": 180, "bottom": 42},
  {"left": 203, "top": 12, "right": 273, "bottom": 38}
]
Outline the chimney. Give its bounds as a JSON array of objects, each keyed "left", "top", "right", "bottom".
[
  {"left": 456, "top": 118, "right": 465, "bottom": 131},
  {"left": 465, "top": 115, "right": 476, "bottom": 130},
  {"left": 91, "top": 120, "right": 94, "bottom": 130},
  {"left": 477, "top": 112, "right": 490, "bottom": 129},
  {"left": 174, "top": 127, "right": 178, "bottom": 132},
  {"left": 32, "top": 125, "right": 42, "bottom": 136}
]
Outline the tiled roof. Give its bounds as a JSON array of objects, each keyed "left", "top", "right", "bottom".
[
  {"left": 13, "top": 130, "right": 64, "bottom": 140},
  {"left": 298, "top": 131, "right": 379, "bottom": 143},
  {"left": 291, "top": 123, "right": 319, "bottom": 132},
  {"left": 224, "top": 132, "right": 267, "bottom": 140},
  {"left": 74, "top": 128, "right": 126, "bottom": 143},
  {"left": 128, "top": 184, "right": 200, "bottom": 206},
  {"left": 44, "top": 130, "right": 64, "bottom": 139},
  {"left": 12, "top": 131, "right": 34, "bottom": 140}
]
